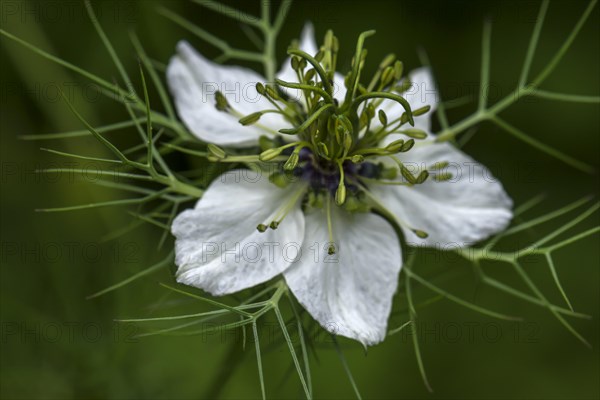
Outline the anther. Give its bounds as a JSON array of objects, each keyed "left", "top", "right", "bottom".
[
  {"left": 257, "top": 224, "right": 268, "bottom": 232},
  {"left": 215, "top": 91, "right": 230, "bottom": 112},
  {"left": 412, "top": 229, "right": 429, "bottom": 239},
  {"left": 207, "top": 144, "right": 226, "bottom": 159},
  {"left": 401, "top": 128, "right": 427, "bottom": 139}
]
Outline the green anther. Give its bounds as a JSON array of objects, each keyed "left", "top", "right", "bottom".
[
  {"left": 215, "top": 91, "right": 230, "bottom": 111},
  {"left": 400, "top": 165, "right": 416, "bottom": 184},
  {"left": 434, "top": 172, "right": 454, "bottom": 182},
  {"left": 269, "top": 221, "right": 280, "bottom": 230},
  {"left": 413, "top": 105, "right": 431, "bottom": 116},
  {"left": 379, "top": 53, "right": 396, "bottom": 69},
  {"left": 328, "top": 244, "right": 336, "bottom": 255},
  {"left": 299, "top": 58, "right": 308, "bottom": 70},
  {"left": 395, "top": 79, "right": 412, "bottom": 94},
  {"left": 400, "top": 112, "right": 409, "bottom": 124},
  {"left": 378, "top": 109, "right": 388, "bottom": 126},
  {"left": 317, "top": 142, "right": 330, "bottom": 157},
  {"left": 413, "top": 229, "right": 429, "bottom": 239},
  {"left": 365, "top": 103, "right": 376, "bottom": 119},
  {"left": 381, "top": 66, "right": 395, "bottom": 86},
  {"left": 338, "top": 114, "right": 354, "bottom": 135},
  {"left": 385, "top": 139, "right": 405, "bottom": 152},
  {"left": 284, "top": 152, "right": 299, "bottom": 171},
  {"left": 324, "top": 29, "right": 334, "bottom": 48},
  {"left": 315, "top": 50, "right": 325, "bottom": 62},
  {"left": 415, "top": 170, "right": 429, "bottom": 184},
  {"left": 402, "top": 128, "right": 428, "bottom": 139},
  {"left": 304, "top": 68, "right": 316, "bottom": 82},
  {"left": 351, "top": 154, "right": 364, "bottom": 163},
  {"left": 265, "top": 85, "right": 280, "bottom": 100},
  {"left": 431, "top": 161, "right": 449, "bottom": 170},
  {"left": 257, "top": 224, "right": 268, "bottom": 232},
  {"left": 400, "top": 139, "right": 415, "bottom": 152},
  {"left": 239, "top": 112, "right": 263, "bottom": 126},
  {"left": 291, "top": 56, "right": 300, "bottom": 71},
  {"left": 394, "top": 60, "right": 403, "bottom": 80},
  {"left": 207, "top": 144, "right": 226, "bottom": 159},
  {"left": 259, "top": 147, "right": 283, "bottom": 161},
  {"left": 255, "top": 82, "right": 266, "bottom": 95}
]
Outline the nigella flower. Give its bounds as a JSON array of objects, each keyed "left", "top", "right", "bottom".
[{"left": 166, "top": 24, "right": 513, "bottom": 345}]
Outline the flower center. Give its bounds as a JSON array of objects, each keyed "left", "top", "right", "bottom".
[{"left": 210, "top": 29, "right": 452, "bottom": 239}]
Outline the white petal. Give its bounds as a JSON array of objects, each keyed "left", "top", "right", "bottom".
[
  {"left": 284, "top": 208, "right": 401, "bottom": 346},
  {"left": 172, "top": 170, "right": 305, "bottom": 295},
  {"left": 167, "top": 41, "right": 292, "bottom": 147},
  {"left": 372, "top": 142, "right": 513, "bottom": 247},
  {"left": 376, "top": 67, "right": 438, "bottom": 146},
  {"left": 333, "top": 72, "right": 348, "bottom": 103}
]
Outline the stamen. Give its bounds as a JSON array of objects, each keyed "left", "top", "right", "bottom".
[
  {"left": 238, "top": 109, "right": 287, "bottom": 126},
  {"left": 401, "top": 128, "right": 428, "bottom": 139},
  {"left": 214, "top": 91, "right": 230, "bottom": 111},
  {"left": 256, "top": 223, "right": 268, "bottom": 232},
  {"left": 359, "top": 186, "right": 429, "bottom": 240},
  {"left": 326, "top": 193, "right": 336, "bottom": 254},
  {"left": 269, "top": 184, "right": 308, "bottom": 229}
]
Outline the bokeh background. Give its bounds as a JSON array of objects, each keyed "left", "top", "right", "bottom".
[{"left": 1, "top": 0, "right": 599, "bottom": 399}]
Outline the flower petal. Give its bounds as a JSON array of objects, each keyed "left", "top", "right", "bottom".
[
  {"left": 284, "top": 208, "right": 401, "bottom": 346},
  {"left": 167, "top": 41, "right": 291, "bottom": 147},
  {"left": 373, "top": 142, "right": 513, "bottom": 247},
  {"left": 172, "top": 170, "right": 305, "bottom": 295}
]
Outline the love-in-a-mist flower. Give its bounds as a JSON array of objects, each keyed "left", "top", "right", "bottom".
[{"left": 167, "top": 24, "right": 513, "bottom": 345}]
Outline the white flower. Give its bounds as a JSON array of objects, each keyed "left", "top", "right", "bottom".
[{"left": 167, "top": 23, "right": 513, "bottom": 346}]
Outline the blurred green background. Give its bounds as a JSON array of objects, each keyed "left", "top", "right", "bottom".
[{"left": 1, "top": 0, "right": 599, "bottom": 399}]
